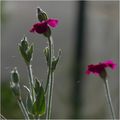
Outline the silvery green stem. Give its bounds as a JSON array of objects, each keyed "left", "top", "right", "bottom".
[
  {"left": 18, "top": 99, "right": 30, "bottom": 119},
  {"left": 103, "top": 79, "right": 116, "bottom": 119},
  {"left": 46, "top": 36, "right": 54, "bottom": 119},
  {"left": 45, "top": 64, "right": 51, "bottom": 94},
  {"left": 27, "top": 64, "right": 35, "bottom": 102},
  {"left": 47, "top": 71, "right": 54, "bottom": 119}
]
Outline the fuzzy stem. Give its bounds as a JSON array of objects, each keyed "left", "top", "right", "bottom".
[
  {"left": 45, "top": 65, "right": 51, "bottom": 94},
  {"left": 47, "top": 71, "right": 54, "bottom": 119},
  {"left": 18, "top": 99, "right": 30, "bottom": 119},
  {"left": 46, "top": 36, "right": 54, "bottom": 119},
  {"left": 27, "top": 64, "right": 35, "bottom": 102},
  {"left": 103, "top": 79, "right": 116, "bottom": 119}
]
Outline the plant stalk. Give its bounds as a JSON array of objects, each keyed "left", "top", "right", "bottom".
[
  {"left": 103, "top": 79, "right": 116, "bottom": 119},
  {"left": 27, "top": 64, "right": 35, "bottom": 102},
  {"left": 46, "top": 36, "right": 54, "bottom": 119},
  {"left": 18, "top": 99, "right": 30, "bottom": 119},
  {"left": 45, "top": 64, "right": 51, "bottom": 94}
]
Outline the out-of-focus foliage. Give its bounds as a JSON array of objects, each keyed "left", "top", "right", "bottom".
[
  {"left": 1, "top": 82, "right": 23, "bottom": 119},
  {"left": 1, "top": 1, "right": 6, "bottom": 23}
]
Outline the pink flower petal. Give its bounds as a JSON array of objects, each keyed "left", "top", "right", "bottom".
[
  {"left": 86, "top": 60, "right": 116, "bottom": 77},
  {"left": 30, "top": 22, "right": 48, "bottom": 34},
  {"left": 85, "top": 70, "right": 90, "bottom": 75},
  {"left": 103, "top": 60, "right": 117, "bottom": 70},
  {"left": 47, "top": 18, "right": 59, "bottom": 28},
  {"left": 30, "top": 18, "right": 59, "bottom": 34},
  {"left": 30, "top": 27, "right": 35, "bottom": 33}
]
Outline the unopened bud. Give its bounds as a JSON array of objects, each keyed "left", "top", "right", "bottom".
[
  {"left": 52, "top": 49, "right": 61, "bottom": 72},
  {"left": 37, "top": 7, "right": 48, "bottom": 22},
  {"left": 19, "top": 36, "right": 34, "bottom": 65},
  {"left": 21, "top": 36, "right": 28, "bottom": 51},
  {"left": 11, "top": 67, "right": 20, "bottom": 84},
  {"left": 10, "top": 82, "right": 21, "bottom": 100},
  {"left": 44, "top": 47, "right": 50, "bottom": 66}
]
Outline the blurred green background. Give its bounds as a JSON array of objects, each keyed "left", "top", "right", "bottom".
[{"left": 1, "top": 1, "right": 119, "bottom": 119}]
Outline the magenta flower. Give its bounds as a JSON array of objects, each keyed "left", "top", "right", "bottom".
[
  {"left": 86, "top": 60, "right": 116, "bottom": 76},
  {"left": 30, "top": 18, "right": 58, "bottom": 34}
]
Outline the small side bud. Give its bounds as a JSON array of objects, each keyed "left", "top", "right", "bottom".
[
  {"left": 21, "top": 36, "right": 28, "bottom": 51},
  {"left": 19, "top": 35, "right": 34, "bottom": 65},
  {"left": 44, "top": 47, "right": 50, "bottom": 66},
  {"left": 10, "top": 67, "right": 21, "bottom": 100},
  {"left": 11, "top": 67, "right": 20, "bottom": 84},
  {"left": 37, "top": 7, "right": 48, "bottom": 22},
  {"left": 10, "top": 82, "right": 21, "bottom": 100},
  {"left": 52, "top": 49, "right": 61, "bottom": 72}
]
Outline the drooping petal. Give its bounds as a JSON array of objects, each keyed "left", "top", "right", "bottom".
[{"left": 47, "top": 18, "right": 59, "bottom": 28}]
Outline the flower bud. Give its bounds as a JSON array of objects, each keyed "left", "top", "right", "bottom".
[
  {"left": 37, "top": 7, "right": 48, "bottom": 22},
  {"left": 11, "top": 67, "right": 20, "bottom": 84},
  {"left": 21, "top": 36, "right": 28, "bottom": 51},
  {"left": 52, "top": 49, "right": 61, "bottom": 72},
  {"left": 44, "top": 47, "right": 50, "bottom": 66},
  {"left": 10, "top": 82, "right": 21, "bottom": 100},
  {"left": 19, "top": 36, "right": 34, "bottom": 65}
]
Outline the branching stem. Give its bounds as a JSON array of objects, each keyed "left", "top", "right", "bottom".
[{"left": 27, "top": 64, "right": 35, "bottom": 102}]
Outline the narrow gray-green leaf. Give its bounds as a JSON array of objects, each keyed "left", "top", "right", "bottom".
[
  {"left": 26, "top": 93, "right": 33, "bottom": 115},
  {"left": 34, "top": 78, "right": 41, "bottom": 95},
  {"left": 32, "top": 84, "right": 46, "bottom": 116}
]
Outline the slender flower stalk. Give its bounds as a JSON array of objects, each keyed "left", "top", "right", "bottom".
[
  {"left": 45, "top": 37, "right": 52, "bottom": 94},
  {"left": 10, "top": 68, "right": 30, "bottom": 119},
  {"left": 30, "top": 7, "right": 60, "bottom": 119},
  {"left": 86, "top": 60, "right": 116, "bottom": 119},
  {"left": 47, "top": 71, "right": 54, "bottom": 119},
  {"left": 45, "top": 65, "right": 51, "bottom": 94},
  {"left": 46, "top": 36, "right": 54, "bottom": 119},
  {"left": 103, "top": 79, "right": 116, "bottom": 119},
  {"left": 27, "top": 64, "right": 35, "bottom": 102},
  {"left": 17, "top": 99, "right": 30, "bottom": 119}
]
